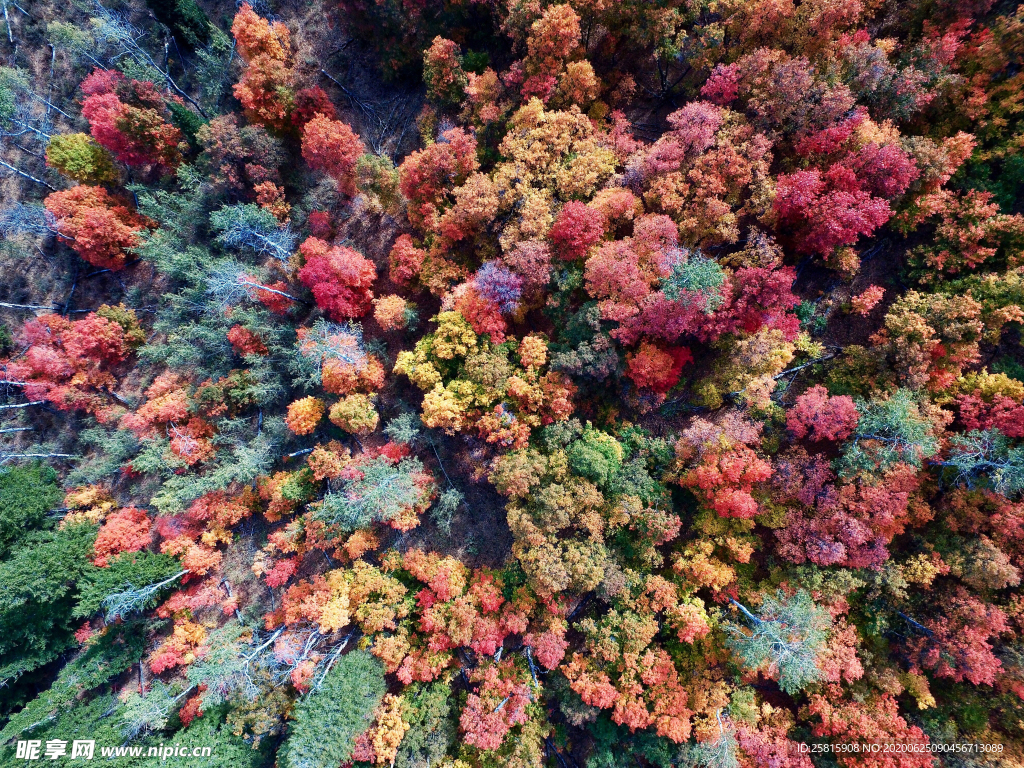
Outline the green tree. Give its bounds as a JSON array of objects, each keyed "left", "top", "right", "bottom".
[
  {"left": 567, "top": 427, "right": 624, "bottom": 489},
  {"left": 74, "top": 551, "right": 184, "bottom": 621},
  {"left": 725, "top": 590, "right": 831, "bottom": 695},
  {"left": 145, "top": 0, "right": 211, "bottom": 49},
  {"left": 941, "top": 429, "right": 1024, "bottom": 496},
  {"left": 4, "top": 694, "right": 157, "bottom": 766},
  {"left": 395, "top": 682, "right": 457, "bottom": 768},
  {"left": 278, "top": 650, "right": 386, "bottom": 768},
  {"left": 316, "top": 456, "right": 434, "bottom": 532},
  {"left": 177, "top": 709, "right": 274, "bottom": 768},
  {"left": 837, "top": 389, "right": 939, "bottom": 477},
  {"left": 0, "top": 522, "right": 97, "bottom": 685},
  {"left": 0, "top": 462, "right": 61, "bottom": 559},
  {"left": 1, "top": 621, "right": 147, "bottom": 742}
]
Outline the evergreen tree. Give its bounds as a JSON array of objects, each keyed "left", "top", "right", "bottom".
[{"left": 278, "top": 650, "right": 386, "bottom": 768}]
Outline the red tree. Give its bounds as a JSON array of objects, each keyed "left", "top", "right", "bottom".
[
  {"left": 774, "top": 168, "right": 893, "bottom": 256},
  {"left": 388, "top": 234, "right": 426, "bottom": 286},
  {"left": 5, "top": 312, "right": 135, "bottom": 421},
  {"left": 626, "top": 342, "right": 692, "bottom": 393},
  {"left": 79, "top": 69, "right": 183, "bottom": 169},
  {"left": 584, "top": 240, "right": 657, "bottom": 322},
  {"left": 398, "top": 127, "right": 478, "bottom": 231},
  {"left": 774, "top": 461, "right": 926, "bottom": 569},
  {"left": 44, "top": 186, "right": 150, "bottom": 270},
  {"left": 549, "top": 201, "right": 606, "bottom": 260},
  {"left": 787, "top": 385, "right": 860, "bottom": 442},
  {"left": 298, "top": 237, "right": 377, "bottom": 320},
  {"left": 615, "top": 264, "right": 800, "bottom": 346},
  {"left": 808, "top": 686, "right": 934, "bottom": 767},
  {"left": 906, "top": 590, "right": 1008, "bottom": 686},
  {"left": 301, "top": 114, "right": 365, "bottom": 196},
  {"left": 227, "top": 325, "right": 268, "bottom": 356},
  {"left": 679, "top": 443, "right": 772, "bottom": 519},
  {"left": 92, "top": 507, "right": 153, "bottom": 566},
  {"left": 459, "top": 661, "right": 532, "bottom": 752},
  {"left": 291, "top": 86, "right": 337, "bottom": 129}
]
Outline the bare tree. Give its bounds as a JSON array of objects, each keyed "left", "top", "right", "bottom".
[
  {"left": 101, "top": 570, "right": 188, "bottom": 621},
  {"left": 204, "top": 260, "right": 301, "bottom": 314}
]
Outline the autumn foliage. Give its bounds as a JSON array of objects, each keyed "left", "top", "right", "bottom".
[
  {"left": 44, "top": 186, "right": 150, "bottom": 270},
  {"left": 7, "top": 0, "right": 1024, "bottom": 764},
  {"left": 298, "top": 237, "right": 377, "bottom": 320},
  {"left": 301, "top": 114, "right": 365, "bottom": 196}
]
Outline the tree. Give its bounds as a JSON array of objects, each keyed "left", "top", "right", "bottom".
[
  {"left": 398, "top": 127, "right": 478, "bottom": 231},
  {"left": 955, "top": 373, "right": 1024, "bottom": 438},
  {"left": 45, "top": 133, "right": 118, "bottom": 184},
  {"left": 549, "top": 202, "right": 606, "bottom": 260},
  {"left": 293, "top": 319, "right": 371, "bottom": 390},
  {"left": 614, "top": 262, "right": 800, "bottom": 348},
  {"left": 908, "top": 190, "right": 1024, "bottom": 279},
  {"left": 642, "top": 102, "right": 772, "bottom": 247},
  {"left": 301, "top": 114, "right": 365, "bottom": 196},
  {"left": 726, "top": 591, "right": 831, "bottom": 695},
  {"left": 562, "top": 593, "right": 696, "bottom": 742},
  {"left": 389, "top": 235, "right": 426, "bottom": 287},
  {"left": 298, "top": 237, "right": 377, "bottom": 320},
  {"left": 524, "top": 4, "right": 582, "bottom": 87},
  {"left": 787, "top": 385, "right": 860, "bottom": 442},
  {"left": 460, "top": 660, "right": 533, "bottom": 752},
  {"left": 91, "top": 506, "right": 152, "bottom": 566},
  {"left": 774, "top": 458, "right": 926, "bottom": 569},
  {"left": 231, "top": 4, "right": 295, "bottom": 130},
  {"left": 79, "top": 69, "right": 184, "bottom": 169},
  {"left": 352, "top": 693, "right": 410, "bottom": 764},
  {"left": 626, "top": 342, "right": 691, "bottom": 394},
  {"left": 585, "top": 240, "right": 657, "bottom": 322},
  {"left": 6, "top": 311, "right": 138, "bottom": 420},
  {"left": 676, "top": 425, "right": 772, "bottom": 520},
  {"left": 851, "top": 285, "right": 885, "bottom": 316},
  {"left": 328, "top": 393, "right": 380, "bottom": 435},
  {"left": 374, "top": 295, "right": 413, "bottom": 331},
  {"left": 285, "top": 396, "right": 325, "bottom": 435},
  {"left": 774, "top": 168, "right": 893, "bottom": 256},
  {"left": 872, "top": 290, "right": 984, "bottom": 389},
  {"left": 454, "top": 287, "right": 507, "bottom": 343},
  {"left": 423, "top": 37, "right": 468, "bottom": 106},
  {"left": 144, "top": 0, "right": 211, "bottom": 50},
  {"left": 837, "top": 389, "right": 940, "bottom": 477},
  {"left": 0, "top": 619, "right": 147, "bottom": 743},
  {"left": 292, "top": 86, "right": 338, "bottom": 129},
  {"left": 807, "top": 687, "right": 934, "bottom": 767},
  {"left": 228, "top": 325, "right": 269, "bottom": 356},
  {"left": 211, "top": 203, "right": 296, "bottom": 262},
  {"left": 0, "top": 521, "right": 97, "bottom": 686},
  {"left": 278, "top": 650, "right": 386, "bottom": 768},
  {"left": 74, "top": 550, "right": 183, "bottom": 620},
  {"left": 0, "top": 463, "right": 61, "bottom": 559},
  {"left": 941, "top": 429, "right": 1024, "bottom": 496},
  {"left": 196, "top": 114, "right": 286, "bottom": 194},
  {"left": 316, "top": 453, "right": 434, "bottom": 532},
  {"left": 393, "top": 682, "right": 456, "bottom": 768},
  {"left": 474, "top": 262, "right": 523, "bottom": 314},
  {"left": 44, "top": 186, "right": 150, "bottom": 269}
]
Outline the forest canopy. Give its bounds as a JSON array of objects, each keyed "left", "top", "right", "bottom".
[{"left": 0, "top": 0, "right": 1023, "bottom": 765}]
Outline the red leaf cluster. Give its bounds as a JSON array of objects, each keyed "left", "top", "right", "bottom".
[{"left": 298, "top": 237, "right": 377, "bottom": 320}]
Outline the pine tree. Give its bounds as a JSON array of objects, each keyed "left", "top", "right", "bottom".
[{"left": 278, "top": 650, "right": 386, "bottom": 768}]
